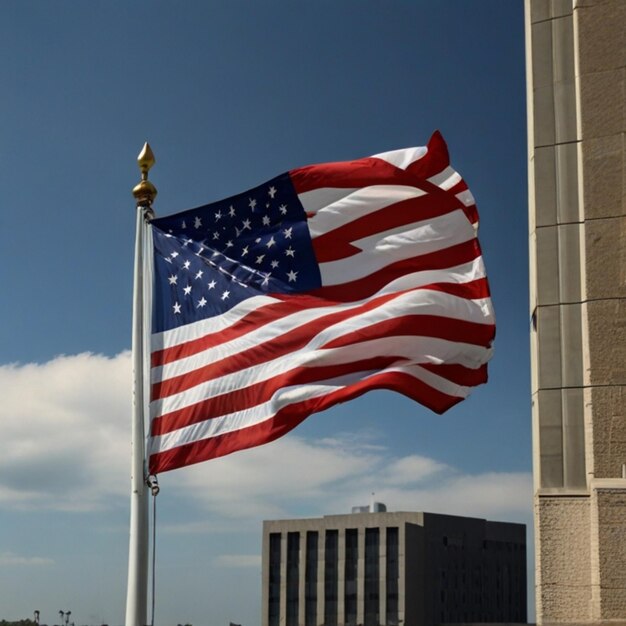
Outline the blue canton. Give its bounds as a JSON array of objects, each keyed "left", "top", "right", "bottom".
[{"left": 151, "top": 173, "right": 321, "bottom": 333}]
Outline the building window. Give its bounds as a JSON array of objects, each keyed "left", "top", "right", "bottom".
[
  {"left": 386, "top": 527, "right": 399, "bottom": 626},
  {"left": 268, "top": 533, "right": 281, "bottom": 626},
  {"left": 324, "top": 530, "right": 338, "bottom": 626},
  {"left": 305, "top": 531, "right": 318, "bottom": 626},
  {"left": 344, "top": 529, "right": 358, "bottom": 625},
  {"left": 286, "top": 532, "right": 300, "bottom": 626},
  {"left": 364, "top": 528, "right": 380, "bottom": 626}
]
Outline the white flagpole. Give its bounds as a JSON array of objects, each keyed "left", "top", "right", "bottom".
[{"left": 126, "top": 143, "right": 157, "bottom": 626}]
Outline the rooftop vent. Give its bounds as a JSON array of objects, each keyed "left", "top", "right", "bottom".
[{"left": 351, "top": 502, "right": 387, "bottom": 513}]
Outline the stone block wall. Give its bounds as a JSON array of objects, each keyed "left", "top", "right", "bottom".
[{"left": 527, "top": 0, "right": 626, "bottom": 623}]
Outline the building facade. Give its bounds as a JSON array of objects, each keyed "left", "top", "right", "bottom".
[
  {"left": 525, "top": 0, "right": 626, "bottom": 622},
  {"left": 262, "top": 510, "right": 526, "bottom": 626}
]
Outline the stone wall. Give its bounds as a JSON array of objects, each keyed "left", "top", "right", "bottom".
[{"left": 527, "top": 0, "right": 626, "bottom": 623}]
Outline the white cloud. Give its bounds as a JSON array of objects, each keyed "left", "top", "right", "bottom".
[
  {"left": 165, "top": 434, "right": 531, "bottom": 526},
  {"left": 213, "top": 554, "right": 261, "bottom": 568},
  {"left": 0, "top": 352, "right": 532, "bottom": 530},
  {"left": 380, "top": 454, "right": 448, "bottom": 485},
  {"left": 0, "top": 552, "right": 54, "bottom": 566},
  {"left": 0, "top": 352, "right": 132, "bottom": 511}
]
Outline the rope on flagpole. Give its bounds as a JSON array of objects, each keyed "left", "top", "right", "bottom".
[{"left": 147, "top": 474, "right": 160, "bottom": 626}]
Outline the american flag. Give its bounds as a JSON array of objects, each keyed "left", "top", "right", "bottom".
[{"left": 147, "top": 131, "right": 494, "bottom": 474}]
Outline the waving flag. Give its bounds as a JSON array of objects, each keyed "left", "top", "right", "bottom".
[{"left": 147, "top": 132, "right": 494, "bottom": 474}]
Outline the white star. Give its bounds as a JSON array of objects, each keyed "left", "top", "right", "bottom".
[
  {"left": 221, "top": 290, "right": 230, "bottom": 300},
  {"left": 226, "top": 240, "right": 234, "bottom": 248},
  {"left": 195, "top": 247, "right": 205, "bottom": 257},
  {"left": 197, "top": 297, "right": 207, "bottom": 308},
  {"left": 164, "top": 256, "right": 173, "bottom": 264},
  {"left": 242, "top": 218, "right": 252, "bottom": 230},
  {"left": 168, "top": 275, "right": 178, "bottom": 285},
  {"left": 287, "top": 270, "right": 298, "bottom": 282},
  {"left": 271, "top": 260, "right": 279, "bottom": 269},
  {"left": 242, "top": 245, "right": 249, "bottom": 256},
  {"left": 285, "top": 247, "right": 295, "bottom": 258},
  {"left": 195, "top": 270, "right": 203, "bottom": 280},
  {"left": 183, "top": 238, "right": 193, "bottom": 246},
  {"left": 248, "top": 198, "right": 257, "bottom": 211},
  {"left": 194, "top": 216, "right": 202, "bottom": 229},
  {"left": 181, "top": 220, "right": 187, "bottom": 229},
  {"left": 212, "top": 231, "right": 220, "bottom": 240},
  {"left": 255, "top": 254, "right": 265, "bottom": 264},
  {"left": 215, "top": 210, "right": 222, "bottom": 221},
  {"left": 268, "top": 186, "right": 277, "bottom": 198},
  {"left": 262, "top": 273, "right": 271, "bottom": 286},
  {"left": 262, "top": 215, "right": 271, "bottom": 226},
  {"left": 183, "top": 260, "right": 191, "bottom": 269},
  {"left": 279, "top": 204, "right": 288, "bottom": 215},
  {"left": 173, "top": 302, "right": 182, "bottom": 314},
  {"left": 208, "top": 280, "right": 216, "bottom": 289},
  {"left": 283, "top": 227, "right": 293, "bottom": 239},
  {"left": 171, "top": 251, "right": 179, "bottom": 258},
  {"left": 228, "top": 205, "right": 236, "bottom": 217},
  {"left": 266, "top": 236, "right": 276, "bottom": 248},
  {"left": 265, "top": 202, "right": 270, "bottom": 209},
  {"left": 183, "top": 285, "right": 192, "bottom": 295}
]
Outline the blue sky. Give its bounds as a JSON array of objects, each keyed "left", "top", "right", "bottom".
[{"left": 0, "top": 2, "right": 529, "bottom": 625}]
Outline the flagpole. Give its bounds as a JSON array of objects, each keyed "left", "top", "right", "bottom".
[{"left": 126, "top": 143, "right": 157, "bottom": 626}]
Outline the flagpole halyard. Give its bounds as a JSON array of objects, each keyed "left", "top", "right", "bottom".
[{"left": 126, "top": 142, "right": 157, "bottom": 626}]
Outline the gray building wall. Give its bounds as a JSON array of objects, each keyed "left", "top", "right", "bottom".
[
  {"left": 262, "top": 511, "right": 526, "bottom": 626},
  {"left": 526, "top": 0, "right": 626, "bottom": 622}
]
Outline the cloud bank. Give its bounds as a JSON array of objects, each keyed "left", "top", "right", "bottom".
[{"left": 0, "top": 352, "right": 531, "bottom": 526}]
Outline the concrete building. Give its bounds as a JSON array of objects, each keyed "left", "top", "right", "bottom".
[
  {"left": 262, "top": 508, "right": 526, "bottom": 626},
  {"left": 525, "top": 0, "right": 626, "bottom": 622}
]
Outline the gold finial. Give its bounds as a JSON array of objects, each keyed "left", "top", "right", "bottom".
[{"left": 132, "top": 142, "right": 158, "bottom": 207}]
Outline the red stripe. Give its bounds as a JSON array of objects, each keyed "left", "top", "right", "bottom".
[
  {"left": 311, "top": 191, "right": 462, "bottom": 263},
  {"left": 405, "top": 131, "right": 450, "bottom": 179},
  {"left": 447, "top": 180, "right": 479, "bottom": 225},
  {"left": 291, "top": 131, "right": 449, "bottom": 194},
  {"left": 321, "top": 314, "right": 495, "bottom": 350},
  {"left": 151, "top": 356, "right": 400, "bottom": 436},
  {"left": 149, "top": 367, "right": 459, "bottom": 474},
  {"left": 420, "top": 277, "right": 492, "bottom": 300},
  {"left": 420, "top": 362, "right": 489, "bottom": 387},
  {"left": 312, "top": 238, "right": 483, "bottom": 302},
  {"left": 152, "top": 261, "right": 487, "bottom": 370},
  {"left": 151, "top": 282, "right": 490, "bottom": 401},
  {"left": 152, "top": 290, "right": 404, "bottom": 400},
  {"left": 152, "top": 299, "right": 310, "bottom": 368}
]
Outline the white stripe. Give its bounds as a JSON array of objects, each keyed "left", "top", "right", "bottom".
[
  {"left": 150, "top": 358, "right": 479, "bottom": 454},
  {"left": 152, "top": 314, "right": 493, "bottom": 418},
  {"left": 152, "top": 332, "right": 492, "bottom": 431},
  {"left": 153, "top": 255, "right": 488, "bottom": 376},
  {"left": 372, "top": 146, "right": 427, "bottom": 169},
  {"left": 381, "top": 257, "right": 487, "bottom": 296},
  {"left": 150, "top": 367, "right": 378, "bottom": 454},
  {"left": 298, "top": 187, "right": 359, "bottom": 214},
  {"left": 456, "top": 189, "right": 475, "bottom": 207},
  {"left": 151, "top": 294, "right": 279, "bottom": 351},
  {"left": 388, "top": 363, "right": 471, "bottom": 399},
  {"left": 153, "top": 283, "right": 493, "bottom": 385},
  {"left": 319, "top": 209, "right": 476, "bottom": 286},
  {"left": 306, "top": 185, "right": 425, "bottom": 239},
  {"left": 428, "top": 166, "right": 462, "bottom": 191}
]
